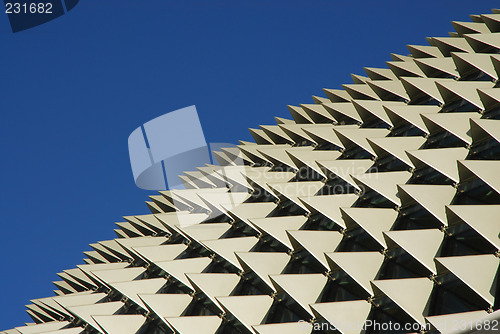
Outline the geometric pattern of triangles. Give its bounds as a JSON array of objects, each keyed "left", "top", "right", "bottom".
[{"left": 4, "top": 9, "right": 500, "bottom": 334}]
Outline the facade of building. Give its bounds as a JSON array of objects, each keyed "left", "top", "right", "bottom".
[{"left": 4, "top": 8, "right": 500, "bottom": 334}]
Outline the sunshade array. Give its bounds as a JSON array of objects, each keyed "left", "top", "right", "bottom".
[{"left": 5, "top": 9, "right": 500, "bottom": 334}]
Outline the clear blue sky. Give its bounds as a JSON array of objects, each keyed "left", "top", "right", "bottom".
[{"left": 0, "top": 0, "right": 496, "bottom": 330}]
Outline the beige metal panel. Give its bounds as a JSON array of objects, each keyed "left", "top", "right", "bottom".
[
  {"left": 89, "top": 243, "right": 121, "bottom": 263},
  {"left": 435, "top": 254, "right": 499, "bottom": 305},
  {"left": 1, "top": 329, "right": 22, "bottom": 334},
  {"left": 235, "top": 252, "right": 290, "bottom": 292},
  {"left": 113, "top": 223, "right": 143, "bottom": 238},
  {"left": 368, "top": 136, "right": 426, "bottom": 167},
  {"left": 351, "top": 73, "right": 371, "bottom": 84},
  {"left": 341, "top": 207, "right": 397, "bottom": 249},
  {"left": 333, "top": 128, "right": 390, "bottom": 156},
  {"left": 175, "top": 223, "right": 230, "bottom": 244},
  {"left": 387, "top": 60, "right": 426, "bottom": 78},
  {"left": 222, "top": 147, "right": 252, "bottom": 166},
  {"left": 257, "top": 146, "right": 312, "bottom": 171},
  {"left": 253, "top": 322, "right": 312, "bottom": 334},
  {"left": 170, "top": 188, "right": 227, "bottom": 213},
  {"left": 470, "top": 118, "right": 500, "bottom": 144},
  {"left": 183, "top": 171, "right": 217, "bottom": 189},
  {"left": 352, "top": 171, "right": 412, "bottom": 206},
  {"left": 145, "top": 201, "right": 164, "bottom": 214},
  {"left": 90, "top": 267, "right": 145, "bottom": 285},
  {"left": 431, "top": 37, "right": 475, "bottom": 56},
  {"left": 56, "top": 272, "right": 87, "bottom": 293},
  {"left": 76, "top": 263, "right": 129, "bottom": 282},
  {"left": 34, "top": 296, "right": 74, "bottom": 318},
  {"left": 398, "top": 185, "right": 456, "bottom": 225},
  {"left": 446, "top": 205, "right": 500, "bottom": 250},
  {"left": 477, "top": 87, "right": 500, "bottom": 111},
  {"left": 14, "top": 321, "right": 70, "bottom": 334},
  {"left": 138, "top": 293, "right": 192, "bottom": 318},
  {"left": 425, "top": 310, "right": 487, "bottom": 334},
  {"left": 451, "top": 52, "right": 498, "bottom": 80},
  {"left": 364, "top": 67, "right": 398, "bottom": 81},
  {"left": 275, "top": 117, "right": 295, "bottom": 124},
  {"left": 298, "top": 194, "right": 358, "bottom": 229},
  {"left": 323, "top": 88, "right": 351, "bottom": 103},
  {"left": 269, "top": 274, "right": 327, "bottom": 316},
  {"left": 310, "top": 300, "right": 371, "bottom": 334},
  {"left": 400, "top": 77, "right": 452, "bottom": 104},
  {"left": 390, "top": 53, "right": 415, "bottom": 62},
  {"left": 154, "top": 212, "right": 209, "bottom": 232},
  {"left": 316, "top": 159, "right": 374, "bottom": 190},
  {"left": 197, "top": 166, "right": 229, "bottom": 188},
  {"left": 481, "top": 14, "right": 500, "bottom": 32},
  {"left": 158, "top": 192, "right": 192, "bottom": 211},
  {"left": 384, "top": 105, "right": 440, "bottom": 135},
  {"left": 414, "top": 57, "right": 458, "bottom": 78},
  {"left": 367, "top": 80, "right": 410, "bottom": 101},
  {"left": 235, "top": 145, "right": 269, "bottom": 165},
  {"left": 458, "top": 160, "right": 500, "bottom": 194},
  {"left": 407, "top": 45, "right": 444, "bottom": 58},
  {"left": 52, "top": 276, "right": 86, "bottom": 294},
  {"left": 371, "top": 278, "right": 433, "bottom": 326},
  {"left": 62, "top": 268, "right": 97, "bottom": 290},
  {"left": 406, "top": 147, "right": 468, "bottom": 183},
  {"left": 464, "top": 32, "right": 500, "bottom": 53},
  {"left": 223, "top": 202, "right": 277, "bottom": 223},
  {"left": 267, "top": 181, "right": 325, "bottom": 210},
  {"left": 215, "top": 165, "right": 257, "bottom": 190},
  {"left": 259, "top": 125, "right": 294, "bottom": 144},
  {"left": 287, "top": 105, "right": 314, "bottom": 124},
  {"left": 35, "top": 328, "right": 84, "bottom": 334},
  {"left": 149, "top": 194, "right": 178, "bottom": 212},
  {"left": 351, "top": 100, "right": 403, "bottom": 127},
  {"left": 325, "top": 252, "right": 384, "bottom": 295},
  {"left": 196, "top": 192, "right": 250, "bottom": 218},
  {"left": 301, "top": 125, "right": 346, "bottom": 149},
  {"left": 201, "top": 237, "right": 258, "bottom": 270},
  {"left": 436, "top": 81, "right": 493, "bottom": 109},
  {"left": 322, "top": 103, "right": 362, "bottom": 124},
  {"left": 186, "top": 273, "right": 240, "bottom": 312},
  {"left": 342, "top": 84, "right": 380, "bottom": 101},
  {"left": 248, "top": 128, "right": 274, "bottom": 145},
  {"left": 300, "top": 104, "right": 337, "bottom": 123},
  {"left": 92, "top": 314, "right": 145, "bottom": 334},
  {"left": 249, "top": 216, "right": 308, "bottom": 249},
  {"left": 65, "top": 302, "right": 124, "bottom": 332},
  {"left": 212, "top": 150, "right": 236, "bottom": 166},
  {"left": 216, "top": 295, "right": 273, "bottom": 333},
  {"left": 179, "top": 175, "right": 199, "bottom": 189},
  {"left": 108, "top": 278, "right": 166, "bottom": 309},
  {"left": 287, "top": 150, "right": 341, "bottom": 178},
  {"left": 452, "top": 21, "right": 491, "bottom": 35},
  {"left": 311, "top": 95, "right": 330, "bottom": 104},
  {"left": 384, "top": 229, "right": 443, "bottom": 274},
  {"left": 278, "top": 124, "right": 318, "bottom": 145},
  {"left": 115, "top": 236, "right": 168, "bottom": 256},
  {"left": 25, "top": 304, "right": 54, "bottom": 322},
  {"left": 154, "top": 257, "right": 212, "bottom": 289},
  {"left": 97, "top": 240, "right": 134, "bottom": 261},
  {"left": 421, "top": 112, "right": 481, "bottom": 145},
  {"left": 165, "top": 316, "right": 222, "bottom": 334},
  {"left": 286, "top": 230, "right": 343, "bottom": 269},
  {"left": 243, "top": 170, "right": 297, "bottom": 197},
  {"left": 123, "top": 216, "right": 157, "bottom": 236}
]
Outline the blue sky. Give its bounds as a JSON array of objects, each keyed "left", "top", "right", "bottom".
[{"left": 0, "top": 0, "right": 496, "bottom": 329}]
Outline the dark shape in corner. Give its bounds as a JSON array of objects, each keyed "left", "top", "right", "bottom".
[{"left": 4, "top": 0, "right": 79, "bottom": 33}]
